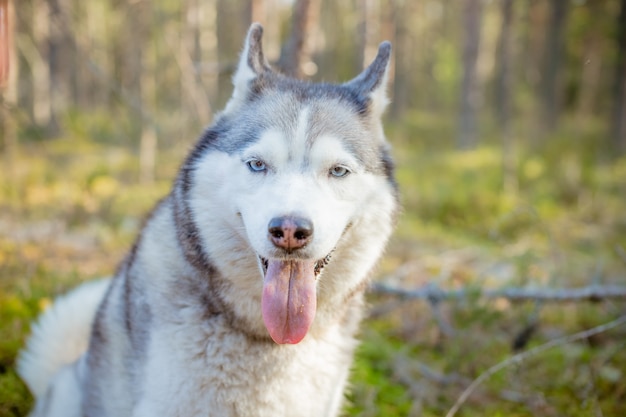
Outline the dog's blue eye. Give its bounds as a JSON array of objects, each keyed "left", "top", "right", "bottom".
[
  {"left": 330, "top": 165, "right": 350, "bottom": 178},
  {"left": 246, "top": 159, "right": 267, "bottom": 172}
]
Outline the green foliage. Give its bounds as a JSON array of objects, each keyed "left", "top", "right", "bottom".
[
  {"left": 0, "top": 370, "right": 31, "bottom": 417},
  {"left": 390, "top": 112, "right": 626, "bottom": 259},
  {"left": 0, "top": 282, "right": 38, "bottom": 416},
  {"left": 345, "top": 329, "right": 415, "bottom": 416},
  {"left": 348, "top": 301, "right": 626, "bottom": 417},
  {"left": 63, "top": 108, "right": 137, "bottom": 145}
]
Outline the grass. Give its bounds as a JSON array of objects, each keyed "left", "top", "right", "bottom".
[{"left": 0, "top": 111, "right": 625, "bottom": 416}]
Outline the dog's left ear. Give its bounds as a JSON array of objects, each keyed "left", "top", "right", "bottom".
[
  {"left": 223, "top": 23, "right": 271, "bottom": 114},
  {"left": 344, "top": 42, "right": 392, "bottom": 119}
]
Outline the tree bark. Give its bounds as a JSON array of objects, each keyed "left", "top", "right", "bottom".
[
  {"left": 457, "top": 0, "right": 483, "bottom": 150},
  {"left": 249, "top": 0, "right": 265, "bottom": 24},
  {"left": 494, "top": 0, "right": 513, "bottom": 130},
  {"left": 612, "top": 0, "right": 626, "bottom": 152},
  {"left": 197, "top": 0, "right": 218, "bottom": 107},
  {"left": 576, "top": 37, "right": 602, "bottom": 120},
  {"left": 216, "top": 0, "right": 249, "bottom": 105},
  {"left": 390, "top": 1, "right": 409, "bottom": 120},
  {"left": 494, "top": 0, "right": 516, "bottom": 193},
  {"left": 47, "top": 0, "right": 76, "bottom": 136},
  {"left": 277, "top": 0, "right": 321, "bottom": 78},
  {"left": 0, "top": 0, "right": 18, "bottom": 203},
  {"left": 32, "top": 0, "right": 52, "bottom": 126},
  {"left": 0, "top": 0, "right": 11, "bottom": 89},
  {"left": 539, "top": 0, "right": 570, "bottom": 133},
  {"left": 356, "top": 0, "right": 381, "bottom": 72},
  {"left": 179, "top": 0, "right": 212, "bottom": 124},
  {"left": 138, "top": 0, "right": 156, "bottom": 185},
  {"left": 575, "top": 0, "right": 603, "bottom": 121}
]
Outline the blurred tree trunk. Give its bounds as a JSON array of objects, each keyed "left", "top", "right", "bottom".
[
  {"left": 140, "top": 71, "right": 157, "bottom": 185},
  {"left": 277, "top": 0, "right": 321, "bottom": 78},
  {"left": 379, "top": 0, "right": 395, "bottom": 60},
  {"left": 539, "top": 0, "right": 570, "bottom": 133},
  {"left": 216, "top": 0, "right": 250, "bottom": 105},
  {"left": 140, "top": 69, "right": 157, "bottom": 185},
  {"left": 87, "top": 1, "right": 111, "bottom": 109},
  {"left": 138, "top": 0, "right": 156, "bottom": 185},
  {"left": 494, "top": 0, "right": 513, "bottom": 130},
  {"left": 356, "top": 0, "right": 381, "bottom": 72},
  {"left": 197, "top": 0, "right": 218, "bottom": 108},
  {"left": 355, "top": 0, "right": 367, "bottom": 73},
  {"left": 457, "top": 0, "right": 483, "bottom": 150},
  {"left": 110, "top": 0, "right": 143, "bottom": 121},
  {"left": 0, "top": 0, "right": 8, "bottom": 90},
  {"left": 612, "top": 0, "right": 626, "bottom": 152},
  {"left": 32, "top": 0, "right": 52, "bottom": 127},
  {"left": 179, "top": 0, "right": 212, "bottom": 125},
  {"left": 494, "top": 0, "right": 516, "bottom": 193},
  {"left": 391, "top": 0, "right": 409, "bottom": 120},
  {"left": 1, "top": 0, "right": 18, "bottom": 202},
  {"left": 126, "top": 1, "right": 142, "bottom": 110},
  {"left": 256, "top": 0, "right": 281, "bottom": 60},
  {"left": 249, "top": 0, "right": 264, "bottom": 23},
  {"left": 519, "top": 1, "right": 546, "bottom": 115},
  {"left": 13, "top": 2, "right": 31, "bottom": 121},
  {"left": 71, "top": 0, "right": 99, "bottom": 109},
  {"left": 575, "top": 0, "right": 603, "bottom": 120},
  {"left": 576, "top": 37, "right": 602, "bottom": 120},
  {"left": 48, "top": 0, "right": 66, "bottom": 135},
  {"left": 380, "top": 0, "right": 395, "bottom": 103},
  {"left": 46, "top": 0, "right": 78, "bottom": 136}
]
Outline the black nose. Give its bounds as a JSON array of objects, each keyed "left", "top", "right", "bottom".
[{"left": 268, "top": 216, "right": 313, "bottom": 251}]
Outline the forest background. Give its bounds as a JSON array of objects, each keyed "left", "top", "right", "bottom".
[{"left": 1, "top": 0, "right": 626, "bottom": 416}]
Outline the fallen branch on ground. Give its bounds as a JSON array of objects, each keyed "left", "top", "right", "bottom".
[
  {"left": 371, "top": 282, "right": 626, "bottom": 303},
  {"left": 444, "top": 314, "right": 626, "bottom": 417}
]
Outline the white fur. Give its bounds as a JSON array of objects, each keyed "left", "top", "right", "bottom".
[
  {"left": 17, "top": 279, "right": 110, "bottom": 399},
  {"left": 368, "top": 65, "right": 391, "bottom": 119}
]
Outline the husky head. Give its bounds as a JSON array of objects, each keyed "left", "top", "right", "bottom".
[{"left": 177, "top": 24, "right": 397, "bottom": 345}]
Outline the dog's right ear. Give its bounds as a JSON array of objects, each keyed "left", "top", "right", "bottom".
[
  {"left": 344, "top": 42, "right": 392, "bottom": 119},
  {"left": 223, "top": 23, "right": 271, "bottom": 115}
]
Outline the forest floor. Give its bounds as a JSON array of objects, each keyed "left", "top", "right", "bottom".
[{"left": 1, "top": 115, "right": 625, "bottom": 416}]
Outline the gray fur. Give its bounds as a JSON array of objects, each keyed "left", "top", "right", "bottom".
[{"left": 19, "top": 24, "right": 397, "bottom": 417}]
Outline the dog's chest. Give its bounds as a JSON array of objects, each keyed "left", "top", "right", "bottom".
[{"left": 134, "top": 317, "right": 354, "bottom": 417}]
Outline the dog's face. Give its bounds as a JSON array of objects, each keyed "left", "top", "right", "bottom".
[
  {"left": 184, "top": 25, "right": 395, "bottom": 344},
  {"left": 236, "top": 98, "right": 386, "bottom": 263}
]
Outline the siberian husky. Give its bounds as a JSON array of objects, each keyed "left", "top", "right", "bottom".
[{"left": 18, "top": 23, "right": 398, "bottom": 417}]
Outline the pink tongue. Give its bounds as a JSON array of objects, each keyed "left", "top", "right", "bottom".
[{"left": 262, "top": 259, "right": 317, "bottom": 344}]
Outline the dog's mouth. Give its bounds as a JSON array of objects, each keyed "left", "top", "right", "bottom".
[
  {"left": 258, "top": 252, "right": 333, "bottom": 345},
  {"left": 259, "top": 253, "right": 332, "bottom": 277}
]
